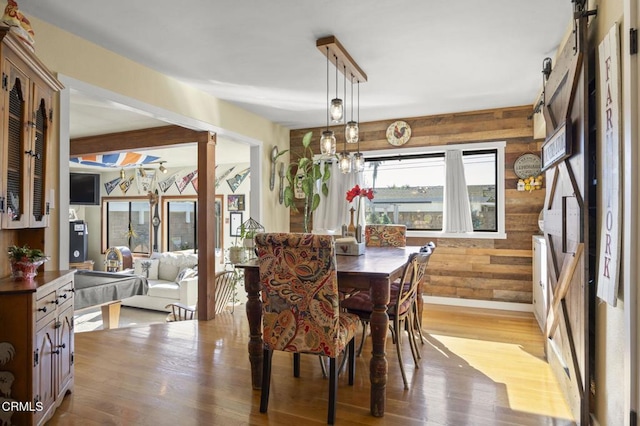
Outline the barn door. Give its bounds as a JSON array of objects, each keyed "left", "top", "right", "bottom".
[{"left": 541, "top": 4, "right": 593, "bottom": 424}]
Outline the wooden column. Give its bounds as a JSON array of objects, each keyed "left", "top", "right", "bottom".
[{"left": 197, "top": 132, "right": 217, "bottom": 320}]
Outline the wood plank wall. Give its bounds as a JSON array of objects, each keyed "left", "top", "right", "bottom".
[{"left": 289, "top": 105, "right": 545, "bottom": 304}]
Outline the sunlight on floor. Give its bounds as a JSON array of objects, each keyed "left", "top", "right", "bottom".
[{"left": 430, "top": 333, "right": 574, "bottom": 420}]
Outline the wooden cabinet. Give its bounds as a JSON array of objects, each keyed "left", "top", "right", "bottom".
[
  {"left": 0, "top": 271, "right": 75, "bottom": 426},
  {"left": 0, "top": 28, "right": 63, "bottom": 229},
  {"left": 532, "top": 235, "right": 548, "bottom": 332}
]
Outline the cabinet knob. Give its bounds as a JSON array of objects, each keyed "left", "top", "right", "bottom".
[
  {"left": 57, "top": 343, "right": 66, "bottom": 349},
  {"left": 37, "top": 306, "right": 47, "bottom": 313},
  {"left": 59, "top": 293, "right": 68, "bottom": 300}
]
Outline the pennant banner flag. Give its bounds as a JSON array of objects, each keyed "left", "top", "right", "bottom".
[
  {"left": 215, "top": 166, "right": 235, "bottom": 188},
  {"left": 191, "top": 175, "right": 198, "bottom": 193},
  {"left": 119, "top": 176, "right": 134, "bottom": 193},
  {"left": 176, "top": 170, "right": 197, "bottom": 194},
  {"left": 104, "top": 177, "right": 121, "bottom": 195},
  {"left": 158, "top": 173, "right": 179, "bottom": 193},
  {"left": 227, "top": 167, "right": 250, "bottom": 193}
]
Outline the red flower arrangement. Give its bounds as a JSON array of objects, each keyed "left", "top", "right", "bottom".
[
  {"left": 346, "top": 185, "right": 374, "bottom": 240},
  {"left": 346, "top": 185, "right": 374, "bottom": 203}
]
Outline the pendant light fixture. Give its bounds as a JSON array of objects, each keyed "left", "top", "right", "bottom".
[
  {"left": 353, "top": 80, "right": 365, "bottom": 172},
  {"left": 316, "top": 36, "right": 366, "bottom": 164},
  {"left": 320, "top": 46, "right": 336, "bottom": 156},
  {"left": 345, "top": 73, "right": 359, "bottom": 144},
  {"left": 338, "top": 65, "right": 352, "bottom": 174},
  {"left": 330, "top": 54, "right": 343, "bottom": 122}
]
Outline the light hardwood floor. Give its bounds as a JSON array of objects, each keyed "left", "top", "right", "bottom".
[{"left": 49, "top": 304, "right": 575, "bottom": 425}]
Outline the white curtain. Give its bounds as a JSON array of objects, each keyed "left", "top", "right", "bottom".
[
  {"left": 443, "top": 150, "right": 473, "bottom": 233},
  {"left": 313, "top": 160, "right": 363, "bottom": 234}
]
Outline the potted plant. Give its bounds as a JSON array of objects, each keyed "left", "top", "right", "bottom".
[
  {"left": 228, "top": 225, "right": 249, "bottom": 264},
  {"left": 283, "top": 131, "right": 331, "bottom": 232},
  {"left": 7, "top": 244, "right": 49, "bottom": 281}
]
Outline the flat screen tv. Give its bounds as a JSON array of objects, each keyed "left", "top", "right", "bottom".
[{"left": 69, "top": 173, "right": 101, "bottom": 205}]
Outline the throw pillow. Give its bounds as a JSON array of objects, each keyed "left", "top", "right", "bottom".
[
  {"left": 134, "top": 258, "right": 159, "bottom": 279},
  {"left": 175, "top": 267, "right": 197, "bottom": 284}
]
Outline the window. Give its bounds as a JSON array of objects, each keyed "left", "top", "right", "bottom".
[
  {"left": 103, "top": 198, "right": 151, "bottom": 254},
  {"left": 361, "top": 141, "right": 505, "bottom": 238},
  {"left": 164, "top": 199, "right": 197, "bottom": 251}
]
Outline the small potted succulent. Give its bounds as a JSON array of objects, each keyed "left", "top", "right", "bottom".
[{"left": 7, "top": 245, "right": 49, "bottom": 281}]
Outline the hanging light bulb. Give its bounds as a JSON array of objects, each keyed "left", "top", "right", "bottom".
[
  {"left": 159, "top": 161, "right": 168, "bottom": 174},
  {"left": 345, "top": 73, "right": 358, "bottom": 144},
  {"left": 120, "top": 168, "right": 125, "bottom": 180},
  {"left": 330, "top": 54, "right": 343, "bottom": 122},
  {"left": 321, "top": 47, "right": 337, "bottom": 156},
  {"left": 320, "top": 130, "right": 336, "bottom": 156},
  {"left": 353, "top": 152, "right": 365, "bottom": 172},
  {"left": 339, "top": 151, "right": 352, "bottom": 174},
  {"left": 354, "top": 80, "right": 364, "bottom": 172}
]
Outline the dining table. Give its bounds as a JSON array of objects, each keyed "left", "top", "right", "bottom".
[{"left": 236, "top": 245, "right": 420, "bottom": 417}]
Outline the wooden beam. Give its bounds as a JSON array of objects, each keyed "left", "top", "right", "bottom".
[
  {"left": 70, "top": 125, "right": 206, "bottom": 156},
  {"left": 316, "top": 36, "right": 367, "bottom": 83},
  {"left": 547, "top": 243, "right": 584, "bottom": 336}
]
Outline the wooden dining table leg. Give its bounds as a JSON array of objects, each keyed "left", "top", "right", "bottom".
[
  {"left": 368, "top": 276, "right": 390, "bottom": 417},
  {"left": 243, "top": 267, "right": 263, "bottom": 389}
]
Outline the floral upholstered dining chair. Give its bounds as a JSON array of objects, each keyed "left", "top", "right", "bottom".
[
  {"left": 256, "top": 233, "right": 359, "bottom": 425},
  {"left": 365, "top": 224, "right": 407, "bottom": 247}
]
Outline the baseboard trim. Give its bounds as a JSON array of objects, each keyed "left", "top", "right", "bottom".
[{"left": 424, "top": 296, "right": 533, "bottom": 313}]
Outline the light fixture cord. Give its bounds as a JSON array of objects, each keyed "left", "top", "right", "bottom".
[
  {"left": 335, "top": 54, "right": 339, "bottom": 100},
  {"left": 350, "top": 74, "right": 354, "bottom": 121},
  {"left": 343, "top": 65, "right": 347, "bottom": 151},
  {"left": 326, "top": 47, "right": 330, "bottom": 130},
  {"left": 357, "top": 80, "right": 361, "bottom": 154}
]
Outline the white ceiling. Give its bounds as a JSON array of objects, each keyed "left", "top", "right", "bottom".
[{"left": 17, "top": 1, "right": 572, "bottom": 167}]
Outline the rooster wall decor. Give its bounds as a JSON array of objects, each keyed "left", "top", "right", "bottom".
[{"left": 386, "top": 120, "right": 412, "bottom": 146}]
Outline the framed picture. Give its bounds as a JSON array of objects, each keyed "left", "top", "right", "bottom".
[
  {"left": 230, "top": 212, "right": 243, "bottom": 237},
  {"left": 228, "top": 194, "right": 245, "bottom": 211}
]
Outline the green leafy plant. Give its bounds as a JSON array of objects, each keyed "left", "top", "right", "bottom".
[
  {"left": 7, "top": 245, "right": 46, "bottom": 262},
  {"left": 283, "top": 131, "right": 331, "bottom": 232}
]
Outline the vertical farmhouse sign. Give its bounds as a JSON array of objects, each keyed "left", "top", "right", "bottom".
[{"left": 596, "top": 24, "right": 621, "bottom": 306}]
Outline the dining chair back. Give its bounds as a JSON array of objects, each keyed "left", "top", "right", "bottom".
[
  {"left": 365, "top": 224, "right": 407, "bottom": 247},
  {"left": 256, "top": 233, "right": 358, "bottom": 424},
  {"left": 341, "top": 243, "right": 435, "bottom": 389}
]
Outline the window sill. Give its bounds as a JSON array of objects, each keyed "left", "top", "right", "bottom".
[{"left": 406, "top": 230, "right": 507, "bottom": 240}]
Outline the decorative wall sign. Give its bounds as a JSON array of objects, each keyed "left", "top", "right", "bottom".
[
  {"left": 514, "top": 153, "right": 542, "bottom": 179},
  {"left": 596, "top": 24, "right": 622, "bottom": 306},
  {"left": 226, "top": 167, "right": 250, "bottom": 193},
  {"left": 541, "top": 119, "right": 572, "bottom": 171}
]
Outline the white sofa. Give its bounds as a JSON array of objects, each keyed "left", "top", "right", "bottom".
[{"left": 121, "top": 251, "right": 199, "bottom": 312}]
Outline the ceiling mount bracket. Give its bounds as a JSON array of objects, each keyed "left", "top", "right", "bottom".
[{"left": 316, "top": 36, "right": 367, "bottom": 83}]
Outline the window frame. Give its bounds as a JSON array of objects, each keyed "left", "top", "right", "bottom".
[
  {"left": 101, "top": 196, "right": 152, "bottom": 254},
  {"left": 162, "top": 195, "right": 198, "bottom": 252},
  {"left": 363, "top": 141, "right": 506, "bottom": 240}
]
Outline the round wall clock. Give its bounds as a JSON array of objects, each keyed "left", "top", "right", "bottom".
[
  {"left": 514, "top": 153, "right": 542, "bottom": 179},
  {"left": 386, "top": 120, "right": 412, "bottom": 146}
]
